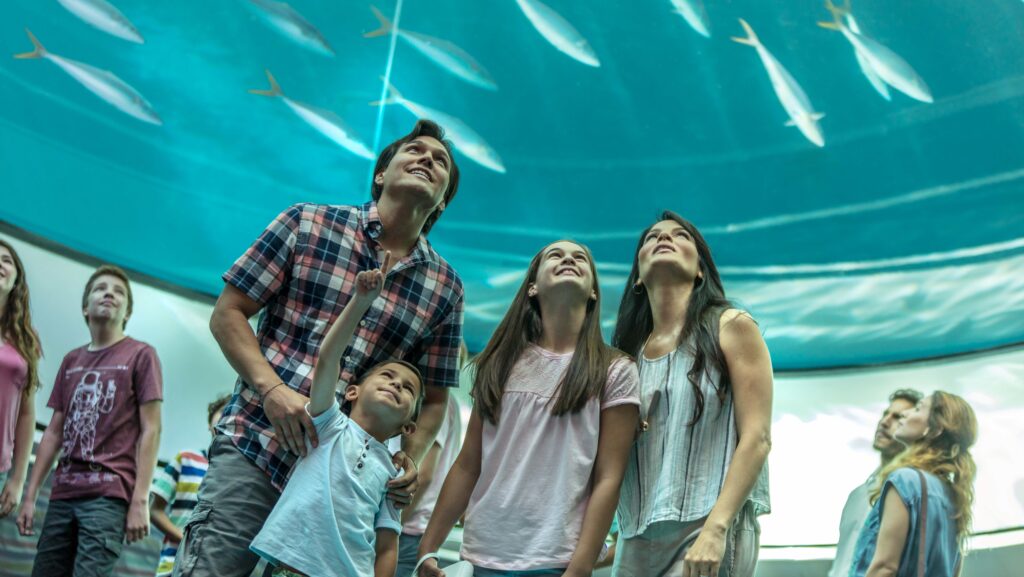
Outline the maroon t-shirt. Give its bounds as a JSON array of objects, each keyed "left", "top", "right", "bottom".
[{"left": 47, "top": 337, "right": 163, "bottom": 502}]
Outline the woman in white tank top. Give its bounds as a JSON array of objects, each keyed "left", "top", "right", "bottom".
[{"left": 611, "top": 212, "right": 773, "bottom": 577}]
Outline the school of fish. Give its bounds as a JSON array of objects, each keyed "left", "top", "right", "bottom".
[{"left": 12, "top": 0, "right": 943, "bottom": 165}]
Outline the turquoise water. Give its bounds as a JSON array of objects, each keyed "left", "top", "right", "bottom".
[{"left": 1, "top": 0, "right": 1023, "bottom": 367}]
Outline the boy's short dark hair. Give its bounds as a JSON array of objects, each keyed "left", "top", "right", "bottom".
[
  {"left": 370, "top": 119, "right": 459, "bottom": 235},
  {"left": 343, "top": 360, "right": 426, "bottom": 424},
  {"left": 82, "top": 265, "right": 134, "bottom": 329},
  {"left": 208, "top": 394, "right": 232, "bottom": 424}
]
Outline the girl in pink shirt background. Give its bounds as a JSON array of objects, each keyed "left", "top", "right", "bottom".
[
  {"left": 415, "top": 240, "right": 640, "bottom": 577},
  {"left": 0, "top": 239, "right": 42, "bottom": 521}
]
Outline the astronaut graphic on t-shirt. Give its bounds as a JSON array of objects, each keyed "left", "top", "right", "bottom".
[{"left": 62, "top": 370, "right": 117, "bottom": 463}]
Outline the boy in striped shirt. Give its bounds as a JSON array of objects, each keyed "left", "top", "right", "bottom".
[{"left": 150, "top": 395, "right": 230, "bottom": 576}]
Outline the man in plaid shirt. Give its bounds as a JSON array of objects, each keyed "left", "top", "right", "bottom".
[{"left": 172, "top": 120, "right": 464, "bottom": 577}]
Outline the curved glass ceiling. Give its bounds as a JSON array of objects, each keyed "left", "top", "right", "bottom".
[{"left": 2, "top": 0, "right": 1022, "bottom": 368}]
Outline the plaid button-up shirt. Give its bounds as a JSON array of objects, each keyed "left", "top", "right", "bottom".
[{"left": 218, "top": 201, "right": 464, "bottom": 490}]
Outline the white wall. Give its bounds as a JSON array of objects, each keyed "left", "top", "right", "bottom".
[{"left": 766, "top": 347, "right": 1024, "bottom": 545}]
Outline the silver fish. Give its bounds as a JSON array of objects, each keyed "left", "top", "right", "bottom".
[
  {"left": 13, "top": 29, "right": 161, "bottom": 125},
  {"left": 732, "top": 19, "right": 824, "bottom": 147},
  {"left": 250, "top": 69, "right": 373, "bottom": 159},
  {"left": 819, "top": 2, "right": 932, "bottom": 103},
  {"left": 373, "top": 81, "right": 506, "bottom": 173},
  {"left": 826, "top": 1, "right": 891, "bottom": 100},
  {"left": 515, "top": 0, "right": 599, "bottom": 67},
  {"left": 670, "top": 0, "right": 711, "bottom": 38},
  {"left": 247, "top": 0, "right": 334, "bottom": 57},
  {"left": 57, "top": 0, "right": 144, "bottom": 44},
  {"left": 365, "top": 6, "right": 496, "bottom": 91}
]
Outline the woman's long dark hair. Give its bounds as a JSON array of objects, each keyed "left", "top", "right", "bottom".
[
  {"left": 472, "top": 240, "right": 623, "bottom": 425},
  {"left": 612, "top": 211, "right": 731, "bottom": 424},
  {"left": 0, "top": 239, "right": 42, "bottom": 394}
]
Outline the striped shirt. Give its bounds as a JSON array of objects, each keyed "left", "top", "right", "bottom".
[
  {"left": 218, "top": 201, "right": 464, "bottom": 490},
  {"left": 617, "top": 343, "right": 771, "bottom": 539},
  {"left": 151, "top": 450, "right": 209, "bottom": 577}
]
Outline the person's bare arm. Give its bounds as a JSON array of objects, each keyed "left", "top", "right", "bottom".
[
  {"left": 416, "top": 408, "right": 484, "bottom": 577},
  {"left": 374, "top": 530, "right": 399, "bottom": 577},
  {"left": 126, "top": 401, "right": 161, "bottom": 544},
  {"left": 149, "top": 495, "right": 183, "bottom": 543},
  {"left": 0, "top": 388, "right": 35, "bottom": 517},
  {"left": 310, "top": 254, "right": 390, "bottom": 416},
  {"left": 683, "top": 311, "right": 773, "bottom": 577},
  {"left": 401, "top": 386, "right": 446, "bottom": 465},
  {"left": 388, "top": 386, "right": 447, "bottom": 507},
  {"left": 564, "top": 404, "right": 638, "bottom": 577},
  {"left": 17, "top": 410, "right": 66, "bottom": 536},
  {"left": 210, "top": 284, "right": 318, "bottom": 456},
  {"left": 865, "top": 488, "right": 910, "bottom": 577},
  {"left": 401, "top": 441, "right": 442, "bottom": 523}
]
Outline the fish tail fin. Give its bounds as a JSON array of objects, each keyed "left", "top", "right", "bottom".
[
  {"left": 249, "top": 69, "right": 283, "bottom": 97},
  {"left": 363, "top": 5, "right": 392, "bottom": 38},
  {"left": 369, "top": 76, "right": 401, "bottom": 106},
  {"left": 819, "top": 0, "right": 847, "bottom": 28},
  {"left": 730, "top": 19, "right": 759, "bottom": 47},
  {"left": 13, "top": 28, "right": 46, "bottom": 59}
]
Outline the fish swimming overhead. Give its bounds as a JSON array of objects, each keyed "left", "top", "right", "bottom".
[
  {"left": 372, "top": 80, "right": 506, "bottom": 174},
  {"left": 247, "top": 0, "right": 334, "bottom": 57},
  {"left": 670, "top": 0, "right": 711, "bottom": 38},
  {"left": 732, "top": 19, "right": 824, "bottom": 147},
  {"left": 57, "top": 0, "right": 144, "bottom": 44},
  {"left": 819, "top": 2, "right": 932, "bottom": 103},
  {"left": 514, "top": 0, "right": 600, "bottom": 67},
  {"left": 825, "top": 1, "right": 890, "bottom": 100},
  {"left": 13, "top": 29, "right": 161, "bottom": 125},
  {"left": 250, "top": 69, "right": 373, "bottom": 159},
  {"left": 365, "top": 6, "right": 497, "bottom": 91}
]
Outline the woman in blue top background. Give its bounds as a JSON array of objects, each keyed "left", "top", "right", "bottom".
[{"left": 851, "top": 391, "right": 977, "bottom": 577}]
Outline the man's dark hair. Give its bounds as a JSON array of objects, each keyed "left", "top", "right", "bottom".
[
  {"left": 208, "top": 393, "right": 231, "bottom": 424},
  {"left": 889, "top": 388, "right": 924, "bottom": 405},
  {"left": 370, "top": 119, "right": 459, "bottom": 235}
]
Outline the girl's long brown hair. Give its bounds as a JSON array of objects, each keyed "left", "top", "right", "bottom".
[
  {"left": 0, "top": 239, "right": 42, "bottom": 394},
  {"left": 871, "top": 391, "right": 977, "bottom": 547},
  {"left": 472, "top": 241, "right": 623, "bottom": 425}
]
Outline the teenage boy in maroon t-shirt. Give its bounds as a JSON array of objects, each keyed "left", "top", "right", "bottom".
[{"left": 17, "top": 265, "right": 163, "bottom": 577}]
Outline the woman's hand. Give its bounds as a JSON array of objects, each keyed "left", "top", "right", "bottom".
[{"left": 682, "top": 523, "right": 727, "bottom": 577}]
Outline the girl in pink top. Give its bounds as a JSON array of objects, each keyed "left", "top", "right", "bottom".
[
  {"left": 416, "top": 240, "right": 640, "bottom": 577},
  {"left": 0, "top": 239, "right": 42, "bottom": 519}
]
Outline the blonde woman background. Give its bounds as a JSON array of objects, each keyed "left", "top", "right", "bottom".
[{"left": 851, "top": 391, "right": 977, "bottom": 577}]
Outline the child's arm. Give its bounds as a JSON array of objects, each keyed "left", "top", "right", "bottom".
[
  {"left": 309, "top": 252, "right": 392, "bottom": 416},
  {"left": 564, "top": 404, "right": 638, "bottom": 577},
  {"left": 373, "top": 529, "right": 399, "bottom": 577},
  {"left": 16, "top": 410, "right": 66, "bottom": 536},
  {"left": 415, "top": 408, "right": 484, "bottom": 577},
  {"left": 149, "top": 495, "right": 182, "bottom": 543}
]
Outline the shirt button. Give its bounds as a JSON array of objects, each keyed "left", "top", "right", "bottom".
[
  {"left": 359, "top": 320, "right": 367, "bottom": 327},
  {"left": 357, "top": 463, "right": 364, "bottom": 469},
  {"left": 344, "top": 355, "right": 351, "bottom": 363}
]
